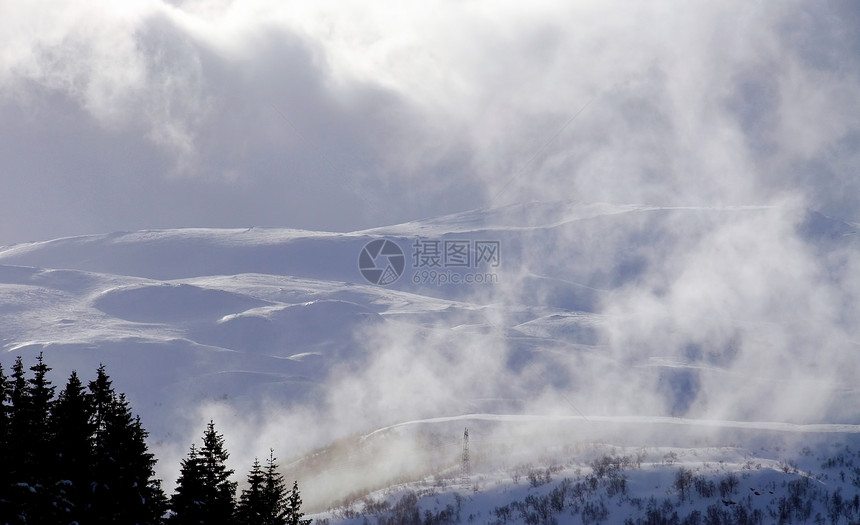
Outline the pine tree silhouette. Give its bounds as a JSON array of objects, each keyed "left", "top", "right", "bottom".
[
  {"left": 262, "top": 450, "right": 290, "bottom": 525},
  {"left": 28, "top": 353, "right": 55, "bottom": 485},
  {"left": 50, "top": 370, "right": 95, "bottom": 524},
  {"left": 236, "top": 458, "right": 267, "bottom": 525},
  {"left": 0, "top": 355, "right": 317, "bottom": 525},
  {"left": 7, "top": 356, "right": 30, "bottom": 485},
  {"left": 236, "top": 449, "right": 293, "bottom": 525},
  {"left": 171, "top": 420, "right": 237, "bottom": 524},
  {"left": 89, "top": 365, "right": 166, "bottom": 524},
  {"left": 5, "top": 355, "right": 47, "bottom": 520},
  {"left": 24, "top": 353, "right": 56, "bottom": 522},
  {"left": 171, "top": 444, "right": 206, "bottom": 525},
  {"left": 200, "top": 420, "right": 238, "bottom": 520},
  {"left": 0, "top": 362, "right": 12, "bottom": 520},
  {"left": 286, "top": 480, "right": 311, "bottom": 525},
  {"left": 89, "top": 364, "right": 114, "bottom": 453},
  {"left": 0, "top": 357, "right": 166, "bottom": 524}
]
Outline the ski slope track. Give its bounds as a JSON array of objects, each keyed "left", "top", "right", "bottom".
[{"left": 1, "top": 201, "right": 859, "bottom": 514}]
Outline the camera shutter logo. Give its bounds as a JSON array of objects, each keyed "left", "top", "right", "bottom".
[{"left": 358, "top": 239, "right": 405, "bottom": 285}]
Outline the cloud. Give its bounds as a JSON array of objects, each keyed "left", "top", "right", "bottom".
[
  {"left": 0, "top": 0, "right": 480, "bottom": 244},
  {"left": 1, "top": 1, "right": 859, "bottom": 246}
]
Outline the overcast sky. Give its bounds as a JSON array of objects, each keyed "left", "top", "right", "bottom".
[{"left": 1, "top": 0, "right": 859, "bottom": 246}]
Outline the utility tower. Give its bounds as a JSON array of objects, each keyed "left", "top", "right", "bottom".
[{"left": 461, "top": 427, "right": 471, "bottom": 485}]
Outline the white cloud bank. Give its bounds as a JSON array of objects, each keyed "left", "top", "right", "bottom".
[{"left": 1, "top": 1, "right": 858, "bottom": 244}]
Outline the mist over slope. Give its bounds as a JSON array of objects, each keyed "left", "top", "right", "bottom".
[{"left": 1, "top": 201, "right": 859, "bottom": 507}]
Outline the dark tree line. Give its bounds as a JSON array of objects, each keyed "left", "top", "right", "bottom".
[
  {"left": 0, "top": 354, "right": 310, "bottom": 525},
  {"left": 170, "top": 421, "right": 310, "bottom": 525},
  {"left": 0, "top": 354, "right": 165, "bottom": 524}
]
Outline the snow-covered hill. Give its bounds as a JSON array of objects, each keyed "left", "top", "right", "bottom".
[
  {"left": 1, "top": 201, "right": 859, "bottom": 514},
  {"left": 314, "top": 436, "right": 860, "bottom": 524}
]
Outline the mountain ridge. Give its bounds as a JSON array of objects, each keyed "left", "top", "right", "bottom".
[{"left": 1, "top": 201, "right": 858, "bottom": 512}]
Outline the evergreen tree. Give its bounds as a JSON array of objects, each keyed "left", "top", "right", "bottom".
[
  {"left": 0, "top": 362, "right": 9, "bottom": 454},
  {"left": 50, "top": 370, "right": 95, "bottom": 524},
  {"left": 170, "top": 421, "right": 237, "bottom": 525},
  {"left": 0, "top": 362, "right": 12, "bottom": 521},
  {"left": 89, "top": 364, "right": 121, "bottom": 522},
  {"left": 116, "top": 409, "right": 167, "bottom": 524},
  {"left": 236, "top": 449, "right": 291, "bottom": 525},
  {"left": 89, "top": 366, "right": 166, "bottom": 524},
  {"left": 236, "top": 458, "right": 267, "bottom": 525},
  {"left": 7, "top": 356, "right": 30, "bottom": 483},
  {"left": 199, "top": 420, "right": 237, "bottom": 521},
  {"left": 171, "top": 445, "right": 206, "bottom": 525},
  {"left": 89, "top": 363, "right": 114, "bottom": 451},
  {"left": 0, "top": 356, "right": 167, "bottom": 524},
  {"left": 6, "top": 355, "right": 46, "bottom": 522},
  {"left": 8, "top": 356, "right": 28, "bottom": 409},
  {"left": 262, "top": 451, "right": 290, "bottom": 525},
  {"left": 27, "top": 352, "right": 56, "bottom": 485},
  {"left": 286, "top": 480, "right": 311, "bottom": 525},
  {"left": 0, "top": 353, "right": 59, "bottom": 523}
]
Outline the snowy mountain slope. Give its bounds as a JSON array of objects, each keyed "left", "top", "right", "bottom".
[
  {"left": 0, "top": 201, "right": 859, "bottom": 511},
  {"left": 313, "top": 436, "right": 860, "bottom": 524},
  {"left": 4, "top": 203, "right": 843, "bottom": 296},
  {"left": 288, "top": 411, "right": 860, "bottom": 513}
]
